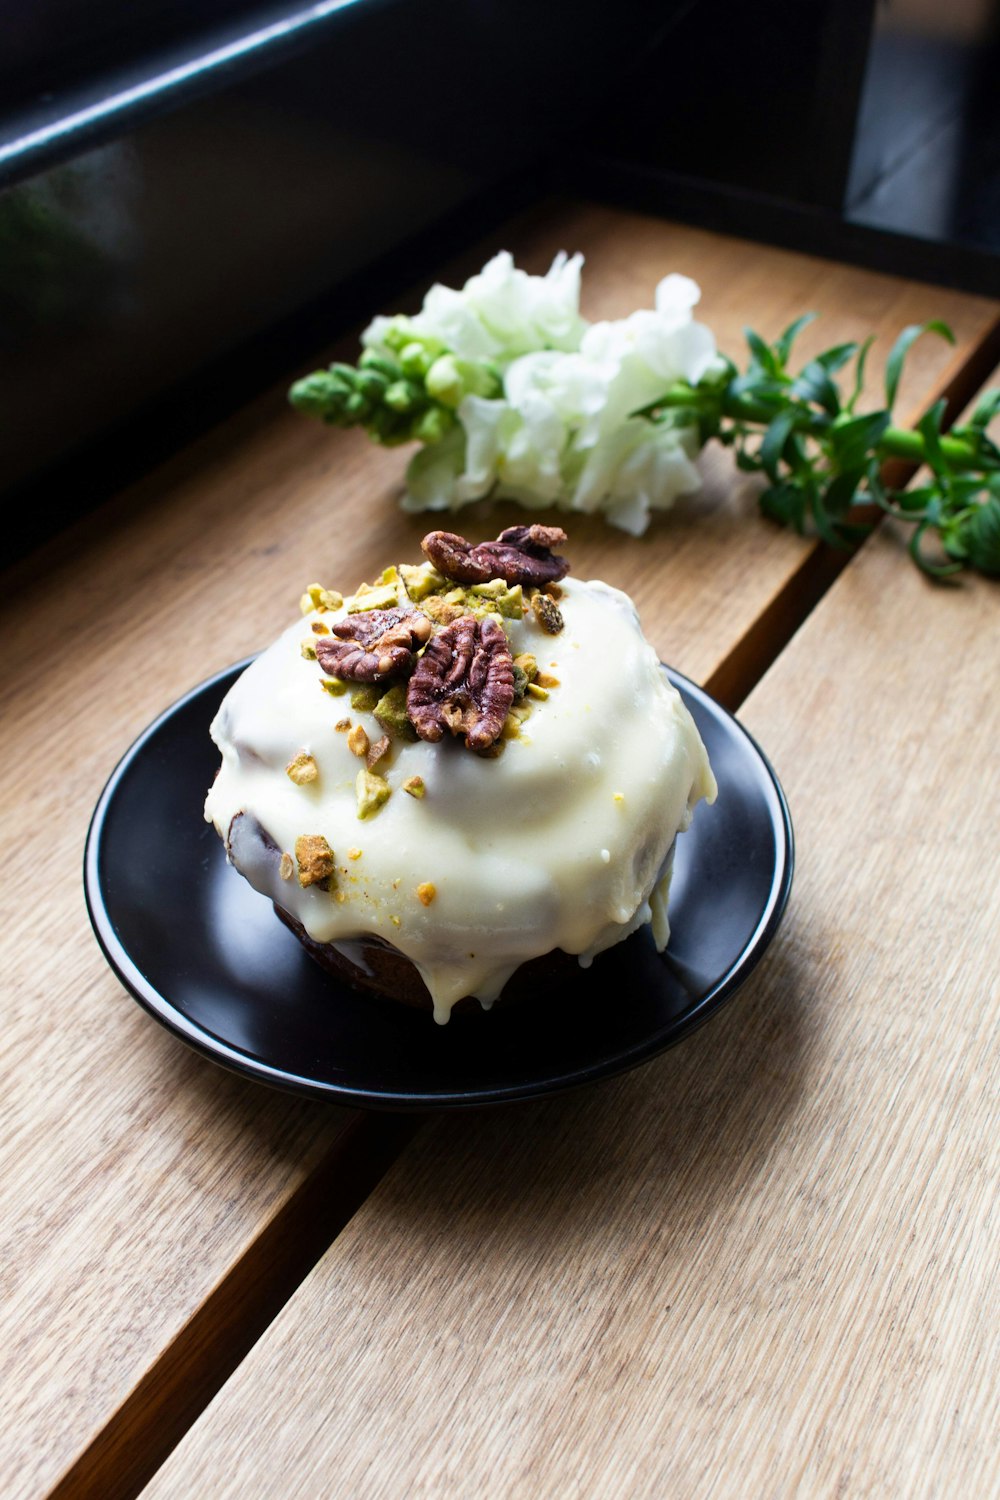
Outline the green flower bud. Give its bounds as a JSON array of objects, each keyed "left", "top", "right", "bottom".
[
  {"left": 399, "top": 341, "right": 435, "bottom": 378},
  {"left": 412, "top": 406, "right": 455, "bottom": 445},
  {"left": 356, "top": 369, "right": 388, "bottom": 402},
  {"left": 384, "top": 379, "right": 421, "bottom": 413},
  {"left": 425, "top": 354, "right": 463, "bottom": 408}
]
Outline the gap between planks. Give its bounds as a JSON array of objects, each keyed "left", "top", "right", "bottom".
[{"left": 47, "top": 305, "right": 1000, "bottom": 1500}]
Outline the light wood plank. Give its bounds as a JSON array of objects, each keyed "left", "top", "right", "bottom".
[
  {"left": 1, "top": 202, "right": 995, "bottom": 1498},
  {"left": 139, "top": 450, "right": 1000, "bottom": 1492}
]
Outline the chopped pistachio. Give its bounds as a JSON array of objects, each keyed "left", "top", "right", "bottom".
[
  {"left": 347, "top": 723, "right": 370, "bottom": 758},
  {"left": 468, "top": 579, "right": 506, "bottom": 598},
  {"left": 525, "top": 682, "right": 549, "bottom": 701},
  {"left": 398, "top": 562, "right": 445, "bottom": 601},
  {"left": 417, "top": 882, "right": 436, "bottom": 906},
  {"left": 311, "top": 621, "right": 330, "bottom": 636},
  {"left": 374, "top": 683, "right": 418, "bottom": 740},
  {"left": 350, "top": 684, "right": 381, "bottom": 713},
  {"left": 279, "top": 852, "right": 294, "bottom": 881},
  {"left": 378, "top": 565, "right": 400, "bottom": 585},
  {"left": 419, "top": 595, "right": 465, "bottom": 626},
  {"left": 347, "top": 846, "right": 362, "bottom": 861},
  {"left": 535, "top": 671, "right": 560, "bottom": 689},
  {"left": 300, "top": 640, "right": 318, "bottom": 660},
  {"left": 402, "top": 775, "right": 426, "bottom": 798},
  {"left": 494, "top": 583, "right": 524, "bottom": 620},
  {"left": 531, "top": 591, "right": 564, "bottom": 634},
  {"left": 545, "top": 582, "right": 564, "bottom": 601},
  {"left": 300, "top": 583, "right": 343, "bottom": 614},
  {"left": 513, "top": 652, "right": 538, "bottom": 681},
  {"left": 286, "top": 752, "right": 319, "bottom": 785},
  {"left": 347, "top": 581, "right": 398, "bottom": 613},
  {"left": 334, "top": 716, "right": 351, "bottom": 731},
  {"left": 356, "top": 768, "right": 391, "bottom": 819},
  {"left": 320, "top": 677, "right": 349, "bottom": 696},
  {"left": 295, "top": 833, "right": 335, "bottom": 888},
  {"left": 511, "top": 664, "right": 529, "bottom": 702}
]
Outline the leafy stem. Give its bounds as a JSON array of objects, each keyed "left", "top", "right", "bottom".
[{"left": 643, "top": 319, "right": 1000, "bottom": 577}]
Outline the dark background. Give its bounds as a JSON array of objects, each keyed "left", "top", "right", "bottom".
[{"left": 2, "top": 0, "right": 998, "bottom": 560}]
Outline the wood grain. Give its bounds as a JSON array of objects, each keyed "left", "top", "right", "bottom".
[
  {"left": 1, "top": 201, "right": 996, "bottom": 1498},
  {"left": 138, "top": 490, "right": 1000, "bottom": 1498}
]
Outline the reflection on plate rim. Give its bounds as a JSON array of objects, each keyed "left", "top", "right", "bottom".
[{"left": 84, "top": 657, "right": 794, "bottom": 1109}]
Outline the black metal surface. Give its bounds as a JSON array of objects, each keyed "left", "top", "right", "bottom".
[{"left": 84, "top": 660, "right": 793, "bottom": 1110}]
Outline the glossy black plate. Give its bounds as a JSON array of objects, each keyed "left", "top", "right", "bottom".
[{"left": 84, "top": 659, "right": 793, "bottom": 1109}]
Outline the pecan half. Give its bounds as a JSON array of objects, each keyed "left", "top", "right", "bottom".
[
  {"left": 406, "top": 614, "right": 514, "bottom": 751},
  {"left": 421, "top": 525, "right": 570, "bottom": 587},
  {"left": 315, "top": 607, "right": 432, "bottom": 683}
]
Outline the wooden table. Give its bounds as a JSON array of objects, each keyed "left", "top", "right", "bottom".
[{"left": 3, "top": 201, "right": 998, "bottom": 1500}]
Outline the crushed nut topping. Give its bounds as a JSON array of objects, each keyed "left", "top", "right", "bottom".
[
  {"left": 422, "top": 525, "right": 569, "bottom": 587},
  {"left": 417, "top": 882, "right": 436, "bottom": 906},
  {"left": 279, "top": 852, "right": 294, "bottom": 881},
  {"left": 356, "top": 768, "right": 391, "bottom": 819},
  {"left": 300, "top": 584, "right": 344, "bottom": 615},
  {"left": 406, "top": 614, "right": 514, "bottom": 751},
  {"left": 402, "top": 775, "right": 426, "bottom": 798},
  {"left": 320, "top": 678, "right": 349, "bottom": 696},
  {"left": 301, "top": 640, "right": 318, "bottom": 660},
  {"left": 295, "top": 834, "right": 335, "bottom": 888},
  {"left": 531, "top": 591, "right": 564, "bottom": 635},
  {"left": 373, "top": 683, "right": 418, "bottom": 741},
  {"left": 525, "top": 682, "right": 549, "bottom": 701},
  {"left": 316, "top": 606, "right": 432, "bottom": 684},
  {"left": 346, "top": 723, "right": 370, "bottom": 758},
  {"left": 347, "top": 846, "right": 362, "bottom": 860},
  {"left": 334, "top": 716, "right": 351, "bottom": 731},
  {"left": 286, "top": 752, "right": 319, "bottom": 785},
  {"left": 535, "top": 671, "right": 560, "bottom": 689},
  {"left": 366, "top": 733, "right": 390, "bottom": 769},
  {"left": 311, "top": 621, "right": 330, "bottom": 635}
]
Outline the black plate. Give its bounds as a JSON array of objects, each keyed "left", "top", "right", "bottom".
[{"left": 84, "top": 660, "right": 793, "bottom": 1109}]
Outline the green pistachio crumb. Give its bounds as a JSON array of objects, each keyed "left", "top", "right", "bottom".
[
  {"left": 402, "top": 775, "right": 426, "bottom": 798},
  {"left": 286, "top": 752, "right": 319, "bottom": 785},
  {"left": 374, "top": 683, "right": 418, "bottom": 740},
  {"left": 356, "top": 769, "right": 391, "bottom": 819},
  {"left": 398, "top": 562, "right": 445, "bottom": 601},
  {"left": 320, "top": 677, "right": 349, "bottom": 696},
  {"left": 300, "top": 640, "right": 318, "bottom": 660},
  {"left": 526, "top": 682, "right": 549, "bottom": 701},
  {"left": 347, "top": 581, "right": 398, "bottom": 613},
  {"left": 350, "top": 684, "right": 382, "bottom": 713}
]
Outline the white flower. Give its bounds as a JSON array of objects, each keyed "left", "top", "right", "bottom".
[{"left": 397, "top": 255, "right": 716, "bottom": 534}]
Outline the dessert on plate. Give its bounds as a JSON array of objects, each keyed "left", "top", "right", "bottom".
[{"left": 204, "top": 526, "right": 716, "bottom": 1022}]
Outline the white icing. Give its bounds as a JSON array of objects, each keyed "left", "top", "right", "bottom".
[{"left": 204, "top": 576, "right": 716, "bottom": 1022}]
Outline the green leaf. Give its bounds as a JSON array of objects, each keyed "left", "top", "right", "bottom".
[
  {"left": 760, "top": 408, "right": 799, "bottom": 481},
  {"left": 791, "top": 360, "right": 841, "bottom": 415},
  {"left": 951, "top": 495, "right": 1000, "bottom": 575},
  {"left": 823, "top": 469, "right": 864, "bottom": 519},
  {"left": 812, "top": 487, "right": 854, "bottom": 549},
  {"left": 846, "top": 335, "right": 875, "bottom": 414},
  {"left": 966, "top": 387, "right": 1000, "bottom": 434},
  {"left": 884, "top": 321, "right": 955, "bottom": 411},
  {"left": 774, "top": 313, "right": 815, "bottom": 366},
  {"left": 828, "top": 411, "right": 891, "bottom": 471},
  {"left": 909, "top": 520, "right": 963, "bottom": 578},
  {"left": 744, "top": 328, "right": 780, "bottom": 376},
  {"left": 917, "top": 400, "right": 948, "bottom": 476},
  {"left": 815, "top": 342, "right": 859, "bottom": 375},
  {"left": 760, "top": 481, "right": 807, "bottom": 531}
]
